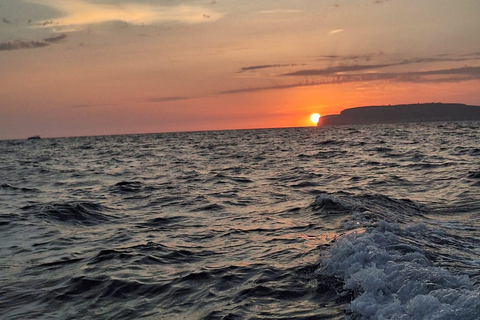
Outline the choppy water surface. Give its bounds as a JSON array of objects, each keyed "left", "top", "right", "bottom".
[{"left": 1, "top": 122, "right": 479, "bottom": 319}]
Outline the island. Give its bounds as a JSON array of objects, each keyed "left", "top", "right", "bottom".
[{"left": 317, "top": 103, "right": 480, "bottom": 126}]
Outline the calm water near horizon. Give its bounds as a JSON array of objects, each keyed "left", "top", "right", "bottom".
[{"left": 1, "top": 122, "right": 479, "bottom": 319}]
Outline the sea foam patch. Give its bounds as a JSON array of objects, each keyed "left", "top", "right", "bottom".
[{"left": 316, "top": 221, "right": 479, "bottom": 319}]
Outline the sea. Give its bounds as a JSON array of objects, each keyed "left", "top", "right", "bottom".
[{"left": 1, "top": 121, "right": 479, "bottom": 320}]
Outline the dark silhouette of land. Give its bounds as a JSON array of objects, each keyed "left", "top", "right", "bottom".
[{"left": 318, "top": 103, "right": 480, "bottom": 126}]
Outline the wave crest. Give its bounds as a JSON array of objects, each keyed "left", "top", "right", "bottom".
[
  {"left": 22, "top": 201, "right": 114, "bottom": 226},
  {"left": 316, "top": 222, "right": 479, "bottom": 319}
]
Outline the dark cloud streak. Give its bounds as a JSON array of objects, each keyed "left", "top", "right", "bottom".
[
  {"left": 69, "top": 97, "right": 192, "bottom": 109},
  {"left": 147, "top": 96, "right": 190, "bottom": 103},
  {"left": 283, "top": 63, "right": 395, "bottom": 76},
  {"left": 70, "top": 103, "right": 116, "bottom": 108},
  {"left": 0, "top": 34, "right": 67, "bottom": 51},
  {"left": 282, "top": 54, "right": 480, "bottom": 77},
  {"left": 37, "top": 20, "right": 54, "bottom": 26},
  {"left": 238, "top": 52, "right": 480, "bottom": 76},
  {"left": 0, "top": 40, "right": 48, "bottom": 50},
  {"left": 239, "top": 63, "right": 305, "bottom": 73},
  {"left": 401, "top": 55, "right": 480, "bottom": 64},
  {"left": 220, "top": 81, "right": 321, "bottom": 95},
  {"left": 317, "top": 53, "right": 377, "bottom": 61},
  {"left": 221, "top": 66, "right": 480, "bottom": 95},
  {"left": 44, "top": 34, "right": 67, "bottom": 43},
  {"left": 68, "top": 67, "right": 480, "bottom": 108}
]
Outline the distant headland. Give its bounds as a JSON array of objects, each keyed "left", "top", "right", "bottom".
[{"left": 318, "top": 103, "right": 480, "bottom": 126}]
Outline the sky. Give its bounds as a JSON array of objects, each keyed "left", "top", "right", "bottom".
[{"left": 1, "top": 0, "right": 479, "bottom": 139}]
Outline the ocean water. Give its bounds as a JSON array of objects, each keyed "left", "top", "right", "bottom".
[{"left": 1, "top": 122, "right": 479, "bottom": 320}]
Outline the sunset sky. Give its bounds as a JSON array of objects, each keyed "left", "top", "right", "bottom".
[{"left": 1, "top": 0, "right": 479, "bottom": 139}]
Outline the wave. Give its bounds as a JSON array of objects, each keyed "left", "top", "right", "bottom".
[
  {"left": 316, "top": 222, "right": 479, "bottom": 319},
  {"left": 58, "top": 276, "right": 163, "bottom": 299},
  {"left": 311, "top": 193, "right": 361, "bottom": 214},
  {"left": 1, "top": 183, "right": 38, "bottom": 193},
  {"left": 109, "top": 181, "right": 145, "bottom": 193},
  {"left": 312, "top": 192, "right": 480, "bottom": 319},
  {"left": 311, "top": 192, "right": 427, "bottom": 226},
  {"left": 135, "top": 215, "right": 188, "bottom": 229},
  {"left": 21, "top": 201, "right": 114, "bottom": 226},
  {"left": 467, "top": 171, "right": 480, "bottom": 179},
  {"left": 85, "top": 241, "right": 216, "bottom": 266}
]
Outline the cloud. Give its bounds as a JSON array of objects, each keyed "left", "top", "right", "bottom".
[
  {"left": 0, "top": 34, "right": 67, "bottom": 51},
  {"left": 282, "top": 63, "right": 396, "bottom": 76},
  {"left": 400, "top": 55, "right": 480, "bottom": 64},
  {"left": 322, "top": 66, "right": 480, "bottom": 83},
  {"left": 219, "top": 81, "right": 322, "bottom": 95},
  {"left": 438, "top": 52, "right": 480, "bottom": 59},
  {"left": 0, "top": 40, "right": 48, "bottom": 50},
  {"left": 317, "top": 53, "right": 379, "bottom": 62},
  {"left": 44, "top": 34, "right": 67, "bottom": 43},
  {"left": 65, "top": 66, "right": 480, "bottom": 108},
  {"left": 257, "top": 10, "right": 302, "bottom": 14},
  {"left": 68, "top": 96, "right": 191, "bottom": 109},
  {"left": 329, "top": 29, "right": 343, "bottom": 34},
  {"left": 220, "top": 66, "right": 480, "bottom": 95},
  {"left": 70, "top": 102, "right": 116, "bottom": 108},
  {"left": 226, "top": 53, "right": 480, "bottom": 96},
  {"left": 326, "top": 66, "right": 480, "bottom": 84},
  {"left": 27, "top": 0, "right": 222, "bottom": 29},
  {"left": 315, "top": 52, "right": 480, "bottom": 64},
  {"left": 238, "top": 64, "right": 305, "bottom": 73},
  {"left": 37, "top": 20, "right": 54, "bottom": 26},
  {"left": 415, "top": 66, "right": 480, "bottom": 77},
  {"left": 147, "top": 96, "right": 190, "bottom": 103},
  {"left": 283, "top": 54, "right": 480, "bottom": 77}
]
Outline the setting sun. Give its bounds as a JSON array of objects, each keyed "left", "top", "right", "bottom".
[{"left": 310, "top": 113, "right": 321, "bottom": 124}]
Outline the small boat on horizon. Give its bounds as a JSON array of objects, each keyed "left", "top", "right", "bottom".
[{"left": 27, "top": 135, "right": 41, "bottom": 140}]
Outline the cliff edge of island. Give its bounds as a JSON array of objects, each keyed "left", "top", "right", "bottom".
[{"left": 318, "top": 103, "right": 480, "bottom": 126}]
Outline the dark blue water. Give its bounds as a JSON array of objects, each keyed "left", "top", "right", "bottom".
[{"left": 1, "top": 122, "right": 479, "bottom": 319}]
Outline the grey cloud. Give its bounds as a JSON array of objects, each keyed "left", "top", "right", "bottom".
[
  {"left": 37, "top": 20, "right": 54, "bottom": 26},
  {"left": 282, "top": 63, "right": 396, "bottom": 76},
  {"left": 331, "top": 66, "right": 480, "bottom": 83},
  {"left": 415, "top": 66, "right": 480, "bottom": 76},
  {"left": 220, "top": 66, "right": 480, "bottom": 95},
  {"left": 317, "top": 53, "right": 377, "bottom": 61},
  {"left": 44, "top": 34, "right": 67, "bottom": 43},
  {"left": 400, "top": 55, "right": 480, "bottom": 64},
  {"left": 0, "top": 34, "right": 67, "bottom": 51},
  {"left": 0, "top": 40, "right": 48, "bottom": 50},
  {"left": 284, "top": 54, "right": 480, "bottom": 77},
  {"left": 319, "top": 66, "right": 480, "bottom": 84},
  {"left": 70, "top": 103, "right": 116, "bottom": 108},
  {"left": 451, "top": 52, "right": 480, "bottom": 58},
  {"left": 70, "top": 97, "right": 191, "bottom": 109},
  {"left": 147, "top": 96, "right": 190, "bottom": 103},
  {"left": 220, "top": 81, "right": 321, "bottom": 95},
  {"left": 318, "top": 55, "right": 339, "bottom": 60},
  {"left": 239, "top": 63, "right": 305, "bottom": 73},
  {"left": 239, "top": 53, "right": 480, "bottom": 77},
  {"left": 339, "top": 66, "right": 480, "bottom": 82},
  {"left": 316, "top": 52, "right": 480, "bottom": 65}
]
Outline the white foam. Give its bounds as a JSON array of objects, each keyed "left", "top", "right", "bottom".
[{"left": 316, "top": 222, "right": 480, "bottom": 319}]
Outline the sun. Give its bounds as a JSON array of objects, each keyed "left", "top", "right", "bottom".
[{"left": 310, "top": 113, "right": 321, "bottom": 124}]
